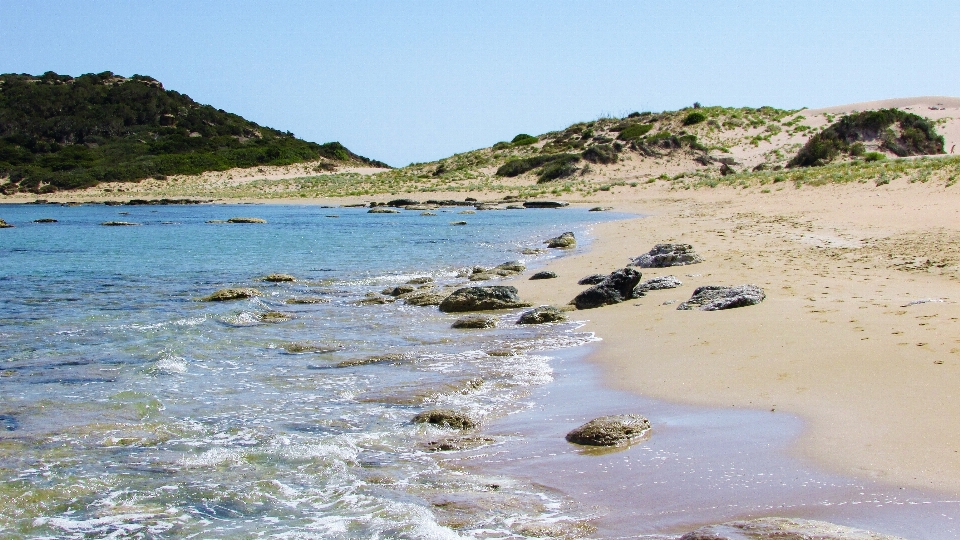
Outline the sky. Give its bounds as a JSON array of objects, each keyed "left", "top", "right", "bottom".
[{"left": 3, "top": 1, "right": 959, "bottom": 166}]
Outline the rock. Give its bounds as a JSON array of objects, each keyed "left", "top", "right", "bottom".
[
  {"left": 439, "top": 286, "right": 532, "bottom": 312},
  {"left": 285, "top": 296, "right": 329, "bottom": 304},
  {"left": 282, "top": 342, "right": 341, "bottom": 354},
  {"left": 506, "top": 205, "right": 525, "bottom": 210},
  {"left": 336, "top": 353, "right": 409, "bottom": 368},
  {"left": 206, "top": 220, "right": 227, "bottom": 224},
  {"left": 33, "top": 218, "right": 58, "bottom": 223},
  {"left": 577, "top": 274, "right": 607, "bottom": 285},
  {"left": 588, "top": 206, "right": 612, "bottom": 212},
  {"left": 678, "top": 517, "right": 906, "bottom": 540},
  {"left": 404, "top": 205, "right": 439, "bottom": 211},
  {"left": 523, "top": 201, "right": 569, "bottom": 208},
  {"left": 631, "top": 243, "right": 703, "bottom": 268},
  {"left": 632, "top": 275, "right": 682, "bottom": 297},
  {"left": 492, "top": 261, "right": 525, "bottom": 274},
  {"left": 425, "top": 436, "right": 495, "bottom": 452},
  {"left": 468, "top": 273, "right": 495, "bottom": 281},
  {"left": 565, "top": 414, "right": 650, "bottom": 446},
  {"left": 677, "top": 284, "right": 765, "bottom": 311},
  {"left": 486, "top": 349, "right": 517, "bottom": 357},
  {"left": 720, "top": 162, "right": 736, "bottom": 176},
  {"left": 450, "top": 221, "right": 468, "bottom": 225},
  {"left": 226, "top": 217, "right": 267, "bottom": 223},
  {"left": 100, "top": 221, "right": 140, "bottom": 226},
  {"left": 413, "top": 409, "right": 477, "bottom": 430},
  {"left": 451, "top": 315, "right": 497, "bottom": 329},
  {"left": 368, "top": 208, "right": 400, "bottom": 214},
  {"left": 458, "top": 210, "right": 476, "bottom": 215},
  {"left": 474, "top": 203, "right": 500, "bottom": 211},
  {"left": 357, "top": 293, "right": 395, "bottom": 305},
  {"left": 573, "top": 268, "right": 643, "bottom": 310},
  {"left": 0, "top": 219, "right": 13, "bottom": 228},
  {"left": 383, "top": 284, "right": 417, "bottom": 296},
  {"left": 387, "top": 198, "right": 420, "bottom": 207},
  {"left": 403, "top": 291, "right": 449, "bottom": 306},
  {"left": 420, "top": 212, "right": 437, "bottom": 216},
  {"left": 529, "top": 271, "right": 557, "bottom": 280},
  {"left": 520, "top": 248, "right": 546, "bottom": 255},
  {"left": 517, "top": 306, "right": 567, "bottom": 324},
  {"left": 262, "top": 273, "right": 296, "bottom": 282},
  {"left": 200, "top": 288, "right": 263, "bottom": 301},
  {"left": 545, "top": 231, "right": 576, "bottom": 248},
  {"left": 259, "top": 311, "right": 294, "bottom": 323},
  {"left": 406, "top": 277, "right": 433, "bottom": 285},
  {"left": 326, "top": 215, "right": 339, "bottom": 218}
]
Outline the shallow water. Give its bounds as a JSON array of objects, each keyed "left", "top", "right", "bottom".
[{"left": 0, "top": 203, "right": 625, "bottom": 538}]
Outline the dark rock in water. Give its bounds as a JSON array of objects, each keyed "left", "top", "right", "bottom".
[
  {"left": 368, "top": 207, "right": 400, "bottom": 214},
  {"left": 517, "top": 306, "right": 567, "bottom": 324},
  {"left": 439, "top": 286, "right": 532, "bottom": 312},
  {"left": 33, "top": 218, "right": 58, "bottom": 223},
  {"left": 458, "top": 210, "right": 476, "bottom": 215},
  {"left": 565, "top": 414, "right": 650, "bottom": 446},
  {"left": 227, "top": 217, "right": 267, "bottom": 223},
  {"left": 573, "top": 268, "right": 642, "bottom": 310},
  {"left": 529, "top": 271, "right": 557, "bottom": 280},
  {"left": 403, "top": 291, "right": 449, "bottom": 306},
  {"left": 100, "top": 221, "right": 140, "bottom": 226},
  {"left": 383, "top": 284, "right": 417, "bottom": 296},
  {"left": 633, "top": 275, "right": 683, "bottom": 297},
  {"left": 677, "top": 284, "right": 765, "bottom": 311},
  {"left": 545, "top": 231, "right": 576, "bottom": 248},
  {"left": 678, "top": 517, "right": 905, "bottom": 540},
  {"left": 259, "top": 311, "right": 294, "bottom": 323},
  {"left": 0, "top": 219, "right": 13, "bottom": 228},
  {"left": 588, "top": 206, "right": 612, "bottom": 212},
  {"left": 631, "top": 243, "right": 703, "bottom": 267},
  {"left": 206, "top": 220, "right": 227, "bottom": 224},
  {"left": 468, "top": 272, "right": 495, "bottom": 281},
  {"left": 0, "top": 414, "right": 18, "bottom": 431},
  {"left": 262, "top": 273, "right": 296, "bottom": 282},
  {"left": 494, "top": 261, "right": 525, "bottom": 273},
  {"left": 425, "top": 436, "right": 495, "bottom": 452},
  {"left": 336, "top": 353, "right": 409, "bottom": 368},
  {"left": 577, "top": 274, "right": 608, "bottom": 285},
  {"left": 451, "top": 315, "right": 497, "bottom": 329},
  {"left": 523, "top": 201, "right": 569, "bottom": 208},
  {"left": 413, "top": 409, "right": 477, "bottom": 430},
  {"left": 201, "top": 288, "right": 263, "bottom": 301},
  {"left": 282, "top": 342, "right": 341, "bottom": 354},
  {"left": 420, "top": 211, "right": 437, "bottom": 216},
  {"left": 357, "top": 293, "right": 395, "bottom": 305},
  {"left": 450, "top": 221, "right": 468, "bottom": 225},
  {"left": 386, "top": 198, "right": 420, "bottom": 207},
  {"left": 407, "top": 276, "right": 434, "bottom": 285},
  {"left": 285, "top": 296, "right": 329, "bottom": 304}
]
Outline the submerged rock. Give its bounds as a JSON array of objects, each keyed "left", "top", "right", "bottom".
[
  {"left": 529, "top": 271, "right": 557, "bottom": 280},
  {"left": 420, "top": 211, "right": 437, "bottom": 216},
  {"left": 368, "top": 208, "right": 400, "bottom": 214},
  {"left": 100, "top": 221, "right": 140, "bottom": 226},
  {"left": 517, "top": 306, "right": 567, "bottom": 325},
  {"left": 438, "top": 286, "right": 531, "bottom": 312},
  {"left": 382, "top": 284, "right": 417, "bottom": 296},
  {"left": 545, "top": 231, "right": 576, "bottom": 248},
  {"left": 572, "top": 268, "right": 642, "bottom": 310},
  {"left": 450, "top": 221, "right": 468, "bottom": 226},
  {"left": 451, "top": 315, "right": 497, "bottom": 329},
  {"left": 357, "top": 293, "right": 395, "bottom": 305},
  {"left": 259, "top": 311, "right": 294, "bottom": 323},
  {"left": 200, "top": 288, "right": 263, "bottom": 301},
  {"left": 33, "top": 218, "right": 58, "bottom": 223},
  {"left": 336, "top": 353, "right": 410, "bottom": 368},
  {"left": 425, "top": 436, "right": 495, "bottom": 452},
  {"left": 677, "top": 284, "right": 765, "bottom": 311},
  {"left": 227, "top": 217, "right": 267, "bottom": 223},
  {"left": 631, "top": 243, "right": 703, "bottom": 267},
  {"left": 633, "top": 275, "right": 682, "bottom": 297},
  {"left": 282, "top": 342, "right": 341, "bottom": 354},
  {"left": 403, "top": 291, "right": 449, "bottom": 306},
  {"left": 412, "top": 409, "right": 477, "bottom": 430},
  {"left": 285, "top": 296, "right": 330, "bottom": 304},
  {"left": 565, "top": 414, "right": 650, "bottom": 446},
  {"left": 406, "top": 277, "right": 434, "bottom": 285},
  {"left": 577, "top": 274, "right": 608, "bottom": 285},
  {"left": 262, "top": 273, "right": 296, "bottom": 282},
  {"left": 678, "top": 517, "right": 906, "bottom": 540}
]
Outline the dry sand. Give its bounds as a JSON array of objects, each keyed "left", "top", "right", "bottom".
[{"left": 510, "top": 178, "right": 960, "bottom": 494}]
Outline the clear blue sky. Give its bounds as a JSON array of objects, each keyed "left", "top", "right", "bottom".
[{"left": 4, "top": 1, "right": 959, "bottom": 166}]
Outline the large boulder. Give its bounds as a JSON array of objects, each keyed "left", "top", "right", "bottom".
[
  {"left": 678, "top": 517, "right": 905, "bottom": 540},
  {"left": 631, "top": 243, "right": 703, "bottom": 267},
  {"left": 439, "top": 286, "right": 531, "bottom": 312},
  {"left": 200, "top": 288, "right": 263, "bottom": 301},
  {"left": 545, "top": 231, "right": 576, "bottom": 248},
  {"left": 572, "top": 268, "right": 642, "bottom": 309},
  {"left": 452, "top": 315, "right": 497, "bottom": 329},
  {"left": 565, "top": 414, "right": 650, "bottom": 446},
  {"left": 492, "top": 261, "right": 525, "bottom": 275},
  {"left": 412, "top": 409, "right": 477, "bottom": 430},
  {"left": 677, "top": 284, "right": 765, "bottom": 311},
  {"left": 386, "top": 198, "right": 420, "bottom": 207},
  {"left": 382, "top": 284, "right": 417, "bottom": 296},
  {"left": 517, "top": 306, "right": 567, "bottom": 324},
  {"left": 523, "top": 201, "right": 569, "bottom": 208},
  {"left": 633, "top": 275, "right": 682, "bottom": 297},
  {"left": 577, "top": 274, "right": 607, "bottom": 285}
]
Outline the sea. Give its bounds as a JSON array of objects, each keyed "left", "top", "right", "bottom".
[{"left": 1, "top": 203, "right": 958, "bottom": 540}]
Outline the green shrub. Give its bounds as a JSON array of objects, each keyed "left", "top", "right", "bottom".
[
  {"left": 495, "top": 153, "right": 578, "bottom": 177},
  {"left": 537, "top": 158, "right": 579, "bottom": 183},
  {"left": 683, "top": 111, "right": 707, "bottom": 126},
  {"left": 581, "top": 144, "right": 618, "bottom": 164},
  {"left": 863, "top": 152, "right": 886, "bottom": 162},
  {"left": 850, "top": 142, "right": 865, "bottom": 156},
  {"left": 511, "top": 134, "right": 538, "bottom": 146},
  {"left": 492, "top": 141, "right": 510, "bottom": 150},
  {"left": 617, "top": 123, "right": 654, "bottom": 140},
  {"left": 627, "top": 112, "right": 641, "bottom": 118}
]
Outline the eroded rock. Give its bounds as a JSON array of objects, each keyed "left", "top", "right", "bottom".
[
  {"left": 577, "top": 274, "right": 607, "bottom": 285},
  {"left": 565, "top": 414, "right": 650, "bottom": 446},
  {"left": 263, "top": 273, "right": 296, "bottom": 282},
  {"left": 631, "top": 243, "right": 703, "bottom": 268},
  {"left": 678, "top": 517, "right": 905, "bottom": 540},
  {"left": 438, "top": 286, "right": 531, "bottom": 312},
  {"left": 545, "top": 231, "right": 576, "bottom": 248},
  {"left": 0, "top": 219, "right": 13, "bottom": 228},
  {"left": 412, "top": 409, "right": 477, "bottom": 430},
  {"left": 452, "top": 315, "right": 497, "bottom": 329},
  {"left": 200, "top": 288, "right": 264, "bottom": 301},
  {"left": 529, "top": 271, "right": 557, "bottom": 280},
  {"left": 100, "top": 221, "right": 140, "bottom": 226},
  {"left": 227, "top": 217, "right": 267, "bottom": 223},
  {"left": 573, "top": 268, "right": 642, "bottom": 309},
  {"left": 517, "top": 306, "right": 567, "bottom": 325},
  {"left": 633, "top": 275, "right": 682, "bottom": 297},
  {"left": 677, "top": 284, "right": 765, "bottom": 311}
]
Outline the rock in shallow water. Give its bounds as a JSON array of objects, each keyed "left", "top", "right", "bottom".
[
  {"left": 545, "top": 231, "right": 576, "bottom": 248},
  {"left": 0, "top": 219, "right": 13, "bottom": 228},
  {"left": 631, "top": 243, "right": 703, "bottom": 268},
  {"left": 262, "top": 273, "right": 296, "bottom": 282},
  {"left": 677, "top": 284, "right": 765, "bottom": 311},
  {"left": 573, "top": 268, "right": 642, "bottom": 309},
  {"left": 226, "top": 217, "right": 267, "bottom": 223},
  {"left": 633, "top": 275, "right": 682, "bottom": 297},
  {"left": 200, "top": 287, "right": 264, "bottom": 301},
  {"left": 451, "top": 315, "right": 497, "bottom": 329},
  {"left": 412, "top": 409, "right": 477, "bottom": 430},
  {"left": 565, "top": 414, "right": 650, "bottom": 446},
  {"left": 438, "top": 286, "right": 531, "bottom": 312},
  {"left": 517, "top": 306, "right": 567, "bottom": 324},
  {"left": 100, "top": 221, "right": 140, "bottom": 226},
  {"left": 678, "top": 517, "right": 906, "bottom": 540}
]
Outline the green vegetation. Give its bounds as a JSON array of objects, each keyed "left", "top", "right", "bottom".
[
  {"left": 789, "top": 109, "right": 944, "bottom": 168},
  {"left": 682, "top": 111, "right": 707, "bottom": 126},
  {"left": 617, "top": 123, "right": 654, "bottom": 140},
  {"left": 537, "top": 158, "right": 580, "bottom": 183},
  {"left": 510, "top": 133, "right": 538, "bottom": 146},
  {"left": 495, "top": 153, "right": 578, "bottom": 177},
  {"left": 581, "top": 144, "right": 618, "bottom": 164},
  {"left": 0, "top": 71, "right": 386, "bottom": 193}
]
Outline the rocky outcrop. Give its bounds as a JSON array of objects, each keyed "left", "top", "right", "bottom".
[
  {"left": 545, "top": 231, "right": 576, "bottom": 248},
  {"left": 382, "top": 284, "right": 417, "bottom": 296},
  {"left": 0, "top": 219, "right": 13, "bottom": 228},
  {"left": 678, "top": 517, "right": 905, "bottom": 540},
  {"left": 529, "top": 271, "right": 557, "bottom": 280},
  {"left": 262, "top": 273, "right": 296, "bottom": 282},
  {"left": 412, "top": 409, "right": 477, "bottom": 430},
  {"left": 259, "top": 311, "right": 294, "bottom": 323},
  {"left": 200, "top": 288, "right": 263, "bottom": 301},
  {"left": 492, "top": 261, "right": 525, "bottom": 274},
  {"left": 523, "top": 201, "right": 569, "bottom": 208},
  {"left": 407, "top": 277, "right": 434, "bottom": 285},
  {"left": 357, "top": 293, "right": 395, "bottom": 305},
  {"left": 226, "top": 217, "right": 267, "bottom": 223},
  {"left": 100, "top": 221, "right": 140, "bottom": 226},
  {"left": 439, "top": 286, "right": 531, "bottom": 312},
  {"left": 425, "top": 436, "right": 495, "bottom": 452},
  {"left": 403, "top": 291, "right": 450, "bottom": 306},
  {"left": 633, "top": 275, "right": 682, "bottom": 297},
  {"left": 451, "top": 315, "right": 497, "bottom": 329},
  {"left": 572, "top": 268, "right": 642, "bottom": 309},
  {"left": 517, "top": 306, "right": 567, "bottom": 324},
  {"left": 387, "top": 198, "right": 420, "bottom": 207},
  {"left": 450, "top": 221, "right": 468, "bottom": 226},
  {"left": 565, "top": 414, "right": 650, "bottom": 446},
  {"left": 677, "top": 284, "right": 765, "bottom": 311},
  {"left": 577, "top": 274, "right": 607, "bottom": 285},
  {"left": 368, "top": 208, "right": 400, "bottom": 214},
  {"left": 33, "top": 218, "right": 57, "bottom": 223},
  {"left": 631, "top": 243, "right": 703, "bottom": 267}
]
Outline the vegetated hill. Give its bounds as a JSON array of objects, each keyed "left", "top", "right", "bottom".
[
  {"left": 0, "top": 71, "right": 387, "bottom": 194},
  {"left": 788, "top": 109, "right": 945, "bottom": 167}
]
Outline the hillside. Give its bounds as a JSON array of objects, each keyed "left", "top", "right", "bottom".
[{"left": 0, "top": 71, "right": 387, "bottom": 194}]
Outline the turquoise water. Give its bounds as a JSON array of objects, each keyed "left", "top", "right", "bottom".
[{"left": 0, "top": 203, "right": 625, "bottom": 538}]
